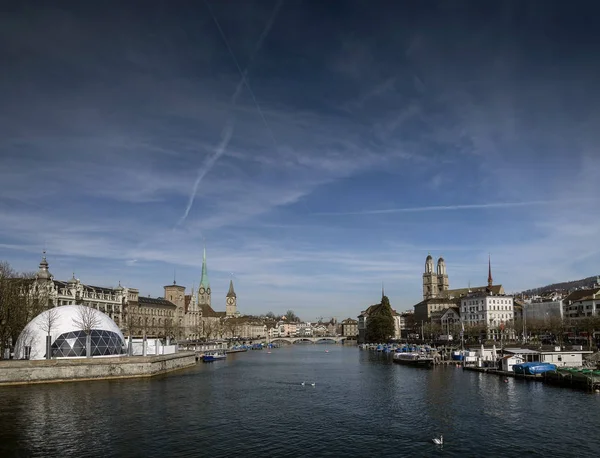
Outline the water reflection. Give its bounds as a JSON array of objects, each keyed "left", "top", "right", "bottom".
[{"left": 1, "top": 347, "right": 600, "bottom": 457}]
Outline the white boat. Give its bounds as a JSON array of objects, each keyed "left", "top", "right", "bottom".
[
  {"left": 202, "top": 350, "right": 227, "bottom": 362},
  {"left": 393, "top": 352, "right": 434, "bottom": 367}
]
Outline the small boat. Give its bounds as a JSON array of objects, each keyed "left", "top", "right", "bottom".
[
  {"left": 202, "top": 350, "right": 227, "bottom": 362},
  {"left": 393, "top": 351, "right": 434, "bottom": 367}
]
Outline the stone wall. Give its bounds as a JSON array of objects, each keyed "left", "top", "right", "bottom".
[{"left": 0, "top": 352, "right": 197, "bottom": 386}]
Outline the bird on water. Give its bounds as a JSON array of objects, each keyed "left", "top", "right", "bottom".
[{"left": 432, "top": 435, "right": 443, "bottom": 445}]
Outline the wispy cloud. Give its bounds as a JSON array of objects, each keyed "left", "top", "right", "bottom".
[
  {"left": 314, "top": 199, "right": 590, "bottom": 216},
  {"left": 1, "top": 2, "right": 599, "bottom": 320}
]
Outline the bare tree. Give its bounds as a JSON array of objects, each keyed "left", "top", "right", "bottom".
[
  {"left": 72, "top": 305, "right": 101, "bottom": 358},
  {"left": 38, "top": 307, "right": 60, "bottom": 360},
  {"left": 1, "top": 261, "right": 49, "bottom": 359}
]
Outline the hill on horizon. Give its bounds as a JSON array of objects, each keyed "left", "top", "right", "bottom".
[{"left": 519, "top": 275, "right": 600, "bottom": 295}]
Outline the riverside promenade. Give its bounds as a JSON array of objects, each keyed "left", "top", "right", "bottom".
[{"left": 0, "top": 352, "right": 197, "bottom": 386}]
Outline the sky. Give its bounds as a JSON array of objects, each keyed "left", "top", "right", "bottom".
[{"left": 1, "top": 0, "right": 599, "bottom": 321}]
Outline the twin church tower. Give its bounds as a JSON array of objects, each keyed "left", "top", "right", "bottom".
[{"left": 422, "top": 254, "right": 449, "bottom": 300}]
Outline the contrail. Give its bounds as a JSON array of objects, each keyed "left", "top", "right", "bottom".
[
  {"left": 204, "top": 0, "right": 282, "bottom": 149},
  {"left": 177, "top": 1, "right": 282, "bottom": 226},
  {"left": 313, "top": 199, "right": 585, "bottom": 216},
  {"left": 177, "top": 121, "right": 234, "bottom": 226}
]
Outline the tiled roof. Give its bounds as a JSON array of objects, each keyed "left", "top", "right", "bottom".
[
  {"left": 414, "top": 297, "right": 460, "bottom": 307},
  {"left": 138, "top": 296, "right": 176, "bottom": 308},
  {"left": 198, "top": 303, "right": 225, "bottom": 318},
  {"left": 447, "top": 284, "right": 504, "bottom": 298},
  {"left": 564, "top": 287, "right": 600, "bottom": 303}
]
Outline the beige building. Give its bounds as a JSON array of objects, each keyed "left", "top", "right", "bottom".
[
  {"left": 128, "top": 295, "right": 177, "bottom": 338},
  {"left": 341, "top": 318, "right": 358, "bottom": 337}
]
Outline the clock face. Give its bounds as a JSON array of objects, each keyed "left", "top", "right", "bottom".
[
  {"left": 199, "top": 287, "right": 205, "bottom": 294},
  {"left": 207, "top": 288, "right": 211, "bottom": 295},
  {"left": 227, "top": 297, "right": 233, "bottom": 305}
]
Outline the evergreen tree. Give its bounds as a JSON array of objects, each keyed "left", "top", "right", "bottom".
[{"left": 366, "top": 295, "right": 395, "bottom": 343}]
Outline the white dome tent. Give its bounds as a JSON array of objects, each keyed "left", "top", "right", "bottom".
[{"left": 14, "top": 305, "right": 125, "bottom": 360}]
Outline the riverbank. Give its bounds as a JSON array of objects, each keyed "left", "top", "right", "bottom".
[{"left": 0, "top": 352, "right": 197, "bottom": 386}]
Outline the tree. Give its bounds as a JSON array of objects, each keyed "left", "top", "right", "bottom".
[
  {"left": 285, "top": 310, "right": 300, "bottom": 322},
  {"left": 72, "top": 305, "right": 101, "bottom": 358},
  {"left": 366, "top": 296, "right": 395, "bottom": 343},
  {"left": 579, "top": 316, "right": 600, "bottom": 350},
  {"left": 265, "top": 311, "right": 276, "bottom": 319},
  {"left": 38, "top": 307, "right": 59, "bottom": 359},
  {"left": 0, "top": 261, "right": 49, "bottom": 359}
]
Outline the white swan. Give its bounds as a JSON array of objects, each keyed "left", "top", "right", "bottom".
[
  {"left": 432, "top": 435, "right": 443, "bottom": 445},
  {"left": 310, "top": 382, "right": 315, "bottom": 386},
  {"left": 301, "top": 381, "right": 305, "bottom": 386}
]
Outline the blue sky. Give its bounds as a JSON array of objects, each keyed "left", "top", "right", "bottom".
[{"left": 1, "top": 1, "right": 599, "bottom": 321}]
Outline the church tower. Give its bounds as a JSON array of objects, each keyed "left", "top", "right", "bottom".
[
  {"left": 436, "top": 257, "right": 449, "bottom": 297},
  {"left": 422, "top": 254, "right": 438, "bottom": 300},
  {"left": 487, "top": 254, "right": 493, "bottom": 289},
  {"left": 198, "top": 247, "right": 211, "bottom": 308},
  {"left": 226, "top": 279, "right": 237, "bottom": 317}
]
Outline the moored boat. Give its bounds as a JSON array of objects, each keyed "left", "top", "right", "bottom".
[
  {"left": 393, "top": 351, "right": 434, "bottom": 367},
  {"left": 202, "top": 350, "right": 227, "bottom": 362}
]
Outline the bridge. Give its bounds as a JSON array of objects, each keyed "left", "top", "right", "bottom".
[{"left": 269, "top": 336, "right": 348, "bottom": 345}]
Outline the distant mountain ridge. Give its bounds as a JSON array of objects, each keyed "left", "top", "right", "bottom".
[{"left": 519, "top": 275, "right": 600, "bottom": 295}]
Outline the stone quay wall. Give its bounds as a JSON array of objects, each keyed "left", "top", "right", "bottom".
[{"left": 0, "top": 352, "right": 197, "bottom": 386}]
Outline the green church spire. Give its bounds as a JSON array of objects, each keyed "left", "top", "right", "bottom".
[{"left": 200, "top": 246, "right": 210, "bottom": 289}]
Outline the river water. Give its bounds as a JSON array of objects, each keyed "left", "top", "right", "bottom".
[{"left": 1, "top": 345, "right": 599, "bottom": 457}]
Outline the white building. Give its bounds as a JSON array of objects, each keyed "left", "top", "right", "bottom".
[
  {"left": 501, "top": 355, "right": 524, "bottom": 372},
  {"left": 33, "top": 253, "right": 135, "bottom": 329},
  {"left": 461, "top": 291, "right": 514, "bottom": 340},
  {"left": 539, "top": 349, "right": 593, "bottom": 367}
]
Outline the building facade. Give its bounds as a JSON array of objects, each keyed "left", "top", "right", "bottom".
[
  {"left": 33, "top": 254, "right": 136, "bottom": 330},
  {"left": 460, "top": 292, "right": 514, "bottom": 339},
  {"left": 341, "top": 318, "right": 358, "bottom": 337}
]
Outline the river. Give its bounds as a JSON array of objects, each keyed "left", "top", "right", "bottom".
[{"left": 1, "top": 345, "right": 599, "bottom": 457}]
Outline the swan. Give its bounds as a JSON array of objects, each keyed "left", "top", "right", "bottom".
[
  {"left": 310, "top": 382, "right": 316, "bottom": 386},
  {"left": 432, "top": 435, "right": 443, "bottom": 445},
  {"left": 301, "top": 381, "right": 305, "bottom": 386}
]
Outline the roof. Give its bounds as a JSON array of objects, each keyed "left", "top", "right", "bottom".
[
  {"left": 359, "top": 303, "right": 400, "bottom": 318},
  {"left": 164, "top": 283, "right": 185, "bottom": 290},
  {"left": 414, "top": 297, "right": 461, "bottom": 307},
  {"left": 504, "top": 348, "right": 540, "bottom": 355},
  {"left": 138, "top": 296, "right": 176, "bottom": 308},
  {"left": 198, "top": 303, "right": 224, "bottom": 318},
  {"left": 564, "top": 287, "right": 600, "bottom": 303},
  {"left": 447, "top": 284, "right": 504, "bottom": 298},
  {"left": 226, "top": 279, "right": 236, "bottom": 298},
  {"left": 342, "top": 318, "right": 358, "bottom": 324}
]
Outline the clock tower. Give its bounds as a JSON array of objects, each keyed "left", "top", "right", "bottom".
[
  {"left": 198, "top": 247, "right": 211, "bottom": 308},
  {"left": 226, "top": 279, "right": 237, "bottom": 317}
]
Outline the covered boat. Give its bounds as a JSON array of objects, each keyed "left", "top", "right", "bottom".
[
  {"left": 393, "top": 351, "right": 434, "bottom": 367},
  {"left": 513, "top": 362, "right": 556, "bottom": 375}
]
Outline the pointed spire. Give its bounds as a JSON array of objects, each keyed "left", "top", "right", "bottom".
[
  {"left": 173, "top": 267, "right": 177, "bottom": 285},
  {"left": 200, "top": 246, "right": 210, "bottom": 289},
  {"left": 487, "top": 254, "right": 493, "bottom": 288},
  {"left": 381, "top": 281, "right": 385, "bottom": 299},
  {"left": 227, "top": 279, "right": 236, "bottom": 298}
]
